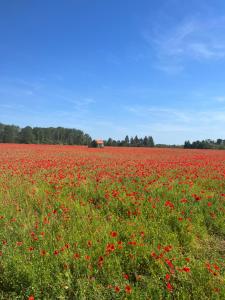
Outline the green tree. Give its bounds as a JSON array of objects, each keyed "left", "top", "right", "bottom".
[
  {"left": 19, "top": 126, "right": 34, "bottom": 144},
  {"left": 124, "top": 135, "right": 129, "bottom": 146},
  {"left": 184, "top": 140, "right": 191, "bottom": 148},
  {"left": 148, "top": 136, "right": 154, "bottom": 147},
  {"left": 3, "top": 125, "right": 19, "bottom": 143},
  {"left": 0, "top": 123, "right": 5, "bottom": 142}
]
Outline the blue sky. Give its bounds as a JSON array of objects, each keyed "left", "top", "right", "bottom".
[{"left": 1, "top": 0, "right": 225, "bottom": 144}]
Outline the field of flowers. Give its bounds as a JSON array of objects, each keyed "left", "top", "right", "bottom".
[{"left": 0, "top": 144, "right": 224, "bottom": 299}]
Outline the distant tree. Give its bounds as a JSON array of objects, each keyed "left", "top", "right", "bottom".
[
  {"left": 3, "top": 125, "right": 19, "bottom": 143},
  {"left": 130, "top": 137, "right": 134, "bottom": 146},
  {"left": 19, "top": 126, "right": 34, "bottom": 144},
  {"left": 184, "top": 140, "right": 191, "bottom": 148},
  {"left": 0, "top": 123, "right": 5, "bottom": 143},
  {"left": 106, "top": 138, "right": 113, "bottom": 146},
  {"left": 148, "top": 136, "right": 154, "bottom": 147},
  {"left": 0, "top": 123, "right": 92, "bottom": 145},
  {"left": 112, "top": 139, "right": 118, "bottom": 146},
  {"left": 124, "top": 135, "right": 129, "bottom": 146},
  {"left": 183, "top": 139, "right": 222, "bottom": 149},
  {"left": 216, "top": 138, "right": 223, "bottom": 145},
  {"left": 143, "top": 136, "right": 148, "bottom": 147},
  {"left": 89, "top": 140, "right": 98, "bottom": 148},
  {"left": 134, "top": 135, "right": 139, "bottom": 146},
  {"left": 83, "top": 133, "right": 92, "bottom": 145}
]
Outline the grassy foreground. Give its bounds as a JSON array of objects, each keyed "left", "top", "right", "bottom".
[{"left": 0, "top": 144, "right": 224, "bottom": 299}]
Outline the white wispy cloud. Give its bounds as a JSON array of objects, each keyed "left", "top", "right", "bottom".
[
  {"left": 144, "top": 15, "right": 225, "bottom": 72},
  {"left": 126, "top": 104, "right": 225, "bottom": 123},
  {"left": 213, "top": 96, "right": 225, "bottom": 102},
  {"left": 125, "top": 105, "right": 190, "bottom": 122},
  {"left": 69, "top": 97, "right": 96, "bottom": 106}
]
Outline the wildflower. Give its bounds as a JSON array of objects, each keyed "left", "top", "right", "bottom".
[
  {"left": 151, "top": 252, "right": 157, "bottom": 258},
  {"left": 185, "top": 258, "right": 190, "bottom": 262},
  {"left": 16, "top": 241, "right": 23, "bottom": 246},
  {"left": 140, "top": 231, "right": 145, "bottom": 237},
  {"left": 164, "top": 245, "right": 172, "bottom": 252},
  {"left": 213, "top": 264, "right": 220, "bottom": 271},
  {"left": 110, "top": 231, "right": 118, "bottom": 237},
  {"left": 167, "top": 282, "right": 173, "bottom": 291},
  {"left": 106, "top": 243, "right": 115, "bottom": 253},
  {"left": 165, "top": 201, "right": 174, "bottom": 209},
  {"left": 87, "top": 240, "right": 92, "bottom": 247},
  {"left": 128, "top": 240, "right": 137, "bottom": 246},
  {"left": 98, "top": 256, "right": 104, "bottom": 267},
  {"left": 117, "top": 240, "right": 123, "bottom": 249},
  {"left": 40, "top": 249, "right": 46, "bottom": 256},
  {"left": 125, "top": 285, "right": 132, "bottom": 294},
  {"left": 165, "top": 274, "right": 170, "bottom": 281},
  {"left": 180, "top": 198, "right": 188, "bottom": 203},
  {"left": 183, "top": 267, "right": 190, "bottom": 273},
  {"left": 165, "top": 259, "right": 174, "bottom": 269}
]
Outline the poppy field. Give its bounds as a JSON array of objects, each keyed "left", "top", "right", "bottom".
[{"left": 0, "top": 144, "right": 224, "bottom": 299}]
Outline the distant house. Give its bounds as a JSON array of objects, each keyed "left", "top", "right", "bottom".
[
  {"left": 89, "top": 139, "right": 104, "bottom": 148},
  {"left": 96, "top": 139, "right": 104, "bottom": 148}
]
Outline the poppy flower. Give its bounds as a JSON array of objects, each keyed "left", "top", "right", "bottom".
[
  {"left": 125, "top": 285, "right": 132, "bottom": 294},
  {"left": 110, "top": 231, "right": 118, "bottom": 237},
  {"left": 167, "top": 282, "right": 173, "bottom": 291}
]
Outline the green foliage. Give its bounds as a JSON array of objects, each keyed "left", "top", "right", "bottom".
[
  {"left": 20, "top": 126, "right": 34, "bottom": 144},
  {"left": 89, "top": 140, "right": 98, "bottom": 148},
  {"left": 0, "top": 124, "right": 20, "bottom": 143},
  {"left": 0, "top": 123, "right": 92, "bottom": 145},
  {"left": 104, "top": 135, "right": 155, "bottom": 147},
  {"left": 184, "top": 139, "right": 225, "bottom": 149}
]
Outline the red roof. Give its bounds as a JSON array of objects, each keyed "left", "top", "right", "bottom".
[{"left": 96, "top": 140, "right": 104, "bottom": 144}]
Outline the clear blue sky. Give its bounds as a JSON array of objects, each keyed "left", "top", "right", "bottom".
[{"left": 1, "top": 0, "right": 225, "bottom": 144}]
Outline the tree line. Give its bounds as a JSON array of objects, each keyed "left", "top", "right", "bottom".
[
  {"left": 184, "top": 139, "right": 225, "bottom": 149},
  {"left": 104, "top": 135, "right": 154, "bottom": 147},
  {"left": 0, "top": 123, "right": 92, "bottom": 145},
  {"left": 0, "top": 123, "right": 155, "bottom": 147},
  {"left": 2, "top": 122, "right": 224, "bottom": 149}
]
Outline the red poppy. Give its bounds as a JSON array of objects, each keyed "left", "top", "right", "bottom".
[
  {"left": 166, "top": 282, "right": 173, "bottom": 291},
  {"left": 106, "top": 243, "right": 115, "bottom": 253},
  {"left": 125, "top": 285, "right": 132, "bottom": 294},
  {"left": 183, "top": 267, "right": 190, "bottom": 273},
  {"left": 110, "top": 231, "right": 118, "bottom": 237},
  {"left": 165, "top": 274, "right": 170, "bottom": 281}
]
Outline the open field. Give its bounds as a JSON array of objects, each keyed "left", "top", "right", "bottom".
[{"left": 0, "top": 144, "right": 224, "bottom": 299}]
